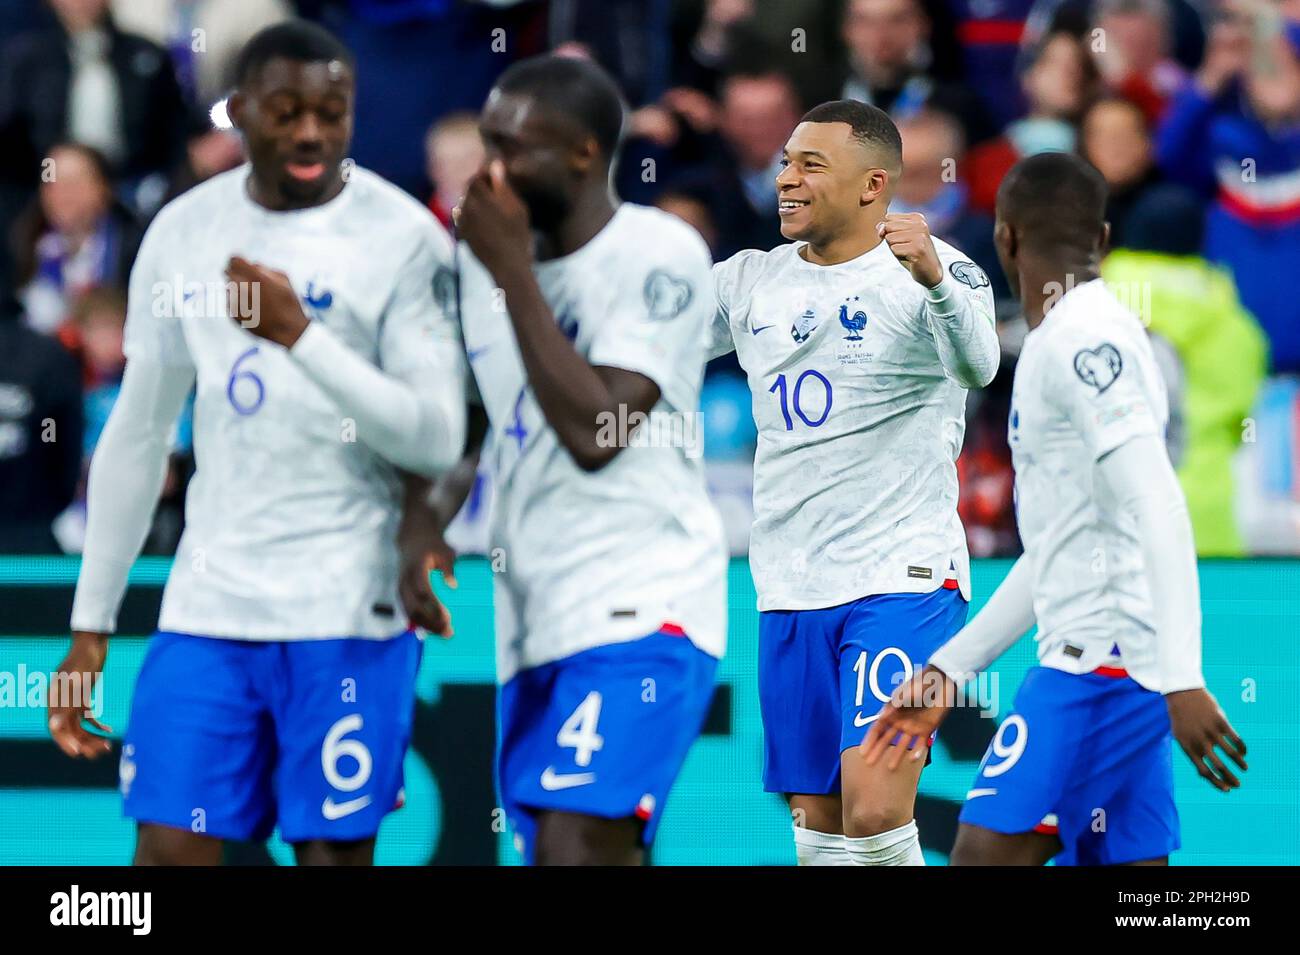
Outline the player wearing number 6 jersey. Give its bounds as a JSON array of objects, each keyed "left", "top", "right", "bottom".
[
  {"left": 49, "top": 23, "right": 467, "bottom": 865},
  {"left": 863, "top": 153, "right": 1249, "bottom": 866},
  {"left": 703, "top": 100, "right": 999, "bottom": 865}
]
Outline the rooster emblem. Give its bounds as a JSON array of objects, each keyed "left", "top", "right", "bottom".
[{"left": 839, "top": 298, "right": 868, "bottom": 341}]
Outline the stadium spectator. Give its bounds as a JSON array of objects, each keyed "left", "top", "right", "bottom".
[
  {"left": 330, "top": 0, "right": 545, "bottom": 196},
  {"left": 966, "top": 28, "right": 1100, "bottom": 213},
  {"left": 547, "top": 0, "right": 673, "bottom": 109},
  {"left": 1103, "top": 184, "right": 1268, "bottom": 555},
  {"left": 424, "top": 112, "right": 485, "bottom": 231},
  {"left": 671, "top": 0, "right": 849, "bottom": 104},
  {"left": 11, "top": 143, "right": 142, "bottom": 338},
  {"left": 654, "top": 186, "right": 722, "bottom": 257},
  {"left": 943, "top": 0, "right": 1037, "bottom": 127},
  {"left": 111, "top": 0, "right": 293, "bottom": 106},
  {"left": 0, "top": 0, "right": 188, "bottom": 208},
  {"left": 673, "top": 69, "right": 802, "bottom": 258},
  {"left": 1156, "top": 3, "right": 1300, "bottom": 372},
  {"left": 840, "top": 0, "right": 996, "bottom": 147},
  {"left": 0, "top": 292, "right": 84, "bottom": 554},
  {"left": 1090, "top": 0, "right": 1188, "bottom": 123},
  {"left": 159, "top": 123, "right": 245, "bottom": 207},
  {"left": 69, "top": 285, "right": 126, "bottom": 460},
  {"left": 1023, "top": 0, "right": 1207, "bottom": 73},
  {"left": 894, "top": 107, "right": 1009, "bottom": 302},
  {"left": 1080, "top": 96, "right": 1166, "bottom": 247}
]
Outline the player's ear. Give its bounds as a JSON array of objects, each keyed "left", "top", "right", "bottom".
[
  {"left": 570, "top": 134, "right": 600, "bottom": 176},
  {"left": 861, "top": 168, "right": 888, "bottom": 205},
  {"left": 227, "top": 91, "right": 248, "bottom": 133},
  {"left": 994, "top": 219, "right": 1016, "bottom": 260}
]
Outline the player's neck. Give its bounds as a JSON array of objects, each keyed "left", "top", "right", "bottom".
[
  {"left": 246, "top": 170, "right": 346, "bottom": 212},
  {"left": 536, "top": 190, "right": 617, "bottom": 261},
  {"left": 1020, "top": 260, "right": 1101, "bottom": 329},
  {"left": 800, "top": 223, "right": 883, "bottom": 266}
]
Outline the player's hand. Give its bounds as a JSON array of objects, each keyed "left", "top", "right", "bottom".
[
  {"left": 1165, "top": 688, "right": 1247, "bottom": 792},
  {"left": 398, "top": 541, "right": 457, "bottom": 638},
  {"left": 48, "top": 631, "right": 113, "bottom": 759},
  {"left": 878, "top": 213, "right": 943, "bottom": 289},
  {"left": 398, "top": 510, "right": 458, "bottom": 638},
  {"left": 225, "top": 256, "right": 310, "bottom": 349},
  {"left": 859, "top": 665, "right": 956, "bottom": 770},
  {"left": 457, "top": 159, "right": 533, "bottom": 278}
]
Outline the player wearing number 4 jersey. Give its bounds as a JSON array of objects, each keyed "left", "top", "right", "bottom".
[
  {"left": 50, "top": 23, "right": 468, "bottom": 865},
  {"left": 704, "top": 100, "right": 999, "bottom": 865},
  {"left": 399, "top": 56, "right": 726, "bottom": 866},
  {"left": 864, "top": 153, "right": 1249, "bottom": 866}
]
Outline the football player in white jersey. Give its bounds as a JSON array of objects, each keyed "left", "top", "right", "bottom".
[
  {"left": 704, "top": 99, "right": 999, "bottom": 866},
  {"left": 398, "top": 55, "right": 727, "bottom": 865},
  {"left": 47, "top": 22, "right": 467, "bottom": 865},
  {"left": 863, "top": 153, "right": 1248, "bottom": 865}
]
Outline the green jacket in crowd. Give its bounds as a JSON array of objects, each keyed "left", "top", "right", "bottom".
[{"left": 1103, "top": 251, "right": 1269, "bottom": 556}]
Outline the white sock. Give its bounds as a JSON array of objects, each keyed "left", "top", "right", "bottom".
[
  {"left": 844, "top": 820, "right": 926, "bottom": 866},
  {"left": 793, "top": 826, "right": 853, "bottom": 866}
]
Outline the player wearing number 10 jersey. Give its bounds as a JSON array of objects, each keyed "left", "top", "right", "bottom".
[
  {"left": 704, "top": 101, "right": 999, "bottom": 866},
  {"left": 51, "top": 23, "right": 467, "bottom": 865}
]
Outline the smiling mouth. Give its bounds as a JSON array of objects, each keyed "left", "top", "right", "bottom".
[{"left": 779, "top": 198, "right": 810, "bottom": 215}]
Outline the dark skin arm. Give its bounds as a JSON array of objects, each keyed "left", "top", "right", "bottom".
[
  {"left": 1165, "top": 688, "right": 1247, "bottom": 792},
  {"left": 48, "top": 632, "right": 113, "bottom": 759},
  {"left": 397, "top": 405, "right": 489, "bottom": 636},
  {"left": 457, "top": 161, "right": 659, "bottom": 472}
]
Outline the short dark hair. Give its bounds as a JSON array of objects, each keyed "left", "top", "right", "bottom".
[
  {"left": 492, "top": 55, "right": 627, "bottom": 160},
  {"left": 799, "top": 99, "right": 902, "bottom": 170},
  {"left": 997, "top": 152, "right": 1109, "bottom": 251},
  {"left": 234, "top": 20, "right": 355, "bottom": 88}
]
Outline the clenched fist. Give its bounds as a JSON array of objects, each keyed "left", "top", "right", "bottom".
[{"left": 879, "top": 212, "right": 943, "bottom": 289}]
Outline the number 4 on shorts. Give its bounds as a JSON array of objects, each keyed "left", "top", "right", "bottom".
[{"left": 557, "top": 691, "right": 604, "bottom": 768}]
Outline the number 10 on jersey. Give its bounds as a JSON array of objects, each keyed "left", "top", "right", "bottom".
[{"left": 769, "top": 370, "right": 832, "bottom": 430}]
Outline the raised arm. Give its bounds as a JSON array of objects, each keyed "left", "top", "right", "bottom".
[
  {"left": 457, "top": 162, "right": 714, "bottom": 472},
  {"left": 879, "top": 213, "right": 999, "bottom": 389},
  {"left": 227, "top": 227, "right": 468, "bottom": 477}
]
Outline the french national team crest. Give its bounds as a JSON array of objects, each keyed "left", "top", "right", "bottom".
[
  {"left": 838, "top": 297, "right": 868, "bottom": 340},
  {"left": 301, "top": 279, "right": 334, "bottom": 318},
  {"left": 790, "top": 308, "right": 818, "bottom": 343},
  {"left": 834, "top": 297, "right": 873, "bottom": 366}
]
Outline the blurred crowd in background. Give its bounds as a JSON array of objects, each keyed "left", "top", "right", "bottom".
[{"left": 0, "top": 0, "right": 1297, "bottom": 560}]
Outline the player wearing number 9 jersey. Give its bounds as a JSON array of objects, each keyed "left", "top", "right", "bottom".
[
  {"left": 52, "top": 23, "right": 467, "bottom": 865},
  {"left": 863, "top": 153, "right": 1249, "bottom": 866},
  {"left": 704, "top": 100, "right": 998, "bottom": 866}
]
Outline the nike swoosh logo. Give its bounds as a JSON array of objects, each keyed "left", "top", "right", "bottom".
[
  {"left": 853, "top": 711, "right": 875, "bottom": 727},
  {"left": 466, "top": 346, "right": 490, "bottom": 362},
  {"left": 750, "top": 325, "right": 773, "bottom": 335},
  {"left": 321, "top": 794, "right": 373, "bottom": 820},
  {"left": 965, "top": 788, "right": 997, "bottom": 799},
  {"left": 540, "top": 767, "right": 596, "bottom": 791}
]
